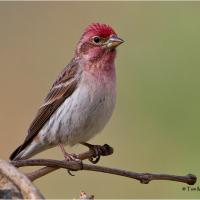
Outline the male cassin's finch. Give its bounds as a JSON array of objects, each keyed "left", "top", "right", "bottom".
[{"left": 10, "top": 23, "right": 124, "bottom": 162}]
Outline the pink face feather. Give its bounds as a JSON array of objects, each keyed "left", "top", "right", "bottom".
[{"left": 76, "top": 23, "right": 122, "bottom": 66}]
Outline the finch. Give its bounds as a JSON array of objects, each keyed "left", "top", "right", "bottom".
[{"left": 10, "top": 23, "right": 124, "bottom": 162}]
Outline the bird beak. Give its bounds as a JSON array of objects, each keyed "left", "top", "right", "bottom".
[{"left": 106, "top": 35, "right": 124, "bottom": 49}]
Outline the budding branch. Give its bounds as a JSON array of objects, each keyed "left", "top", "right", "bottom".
[{"left": 10, "top": 145, "right": 197, "bottom": 185}]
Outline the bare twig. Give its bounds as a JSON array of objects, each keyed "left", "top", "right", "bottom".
[
  {"left": 10, "top": 146, "right": 197, "bottom": 185},
  {"left": 13, "top": 144, "right": 114, "bottom": 181}
]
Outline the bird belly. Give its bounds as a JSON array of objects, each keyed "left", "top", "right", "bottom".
[{"left": 39, "top": 71, "right": 116, "bottom": 146}]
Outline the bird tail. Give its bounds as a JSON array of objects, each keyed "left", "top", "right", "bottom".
[
  {"left": 10, "top": 141, "right": 53, "bottom": 161},
  {"left": 10, "top": 142, "right": 34, "bottom": 161},
  {"left": 9, "top": 145, "right": 24, "bottom": 161}
]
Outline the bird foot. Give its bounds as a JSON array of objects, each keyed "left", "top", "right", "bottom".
[
  {"left": 59, "top": 143, "right": 82, "bottom": 176},
  {"left": 81, "top": 143, "right": 113, "bottom": 164},
  {"left": 64, "top": 152, "right": 80, "bottom": 162},
  {"left": 63, "top": 152, "right": 82, "bottom": 176}
]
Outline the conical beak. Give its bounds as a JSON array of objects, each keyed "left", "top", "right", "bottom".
[{"left": 107, "top": 35, "right": 124, "bottom": 49}]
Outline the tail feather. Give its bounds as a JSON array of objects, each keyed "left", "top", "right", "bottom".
[
  {"left": 9, "top": 145, "right": 23, "bottom": 160},
  {"left": 10, "top": 141, "right": 52, "bottom": 161}
]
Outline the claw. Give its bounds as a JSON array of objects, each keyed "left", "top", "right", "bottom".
[
  {"left": 89, "top": 156, "right": 100, "bottom": 164},
  {"left": 64, "top": 152, "right": 80, "bottom": 162},
  {"left": 67, "top": 169, "right": 75, "bottom": 176},
  {"left": 81, "top": 143, "right": 113, "bottom": 164},
  {"left": 63, "top": 152, "right": 82, "bottom": 176},
  {"left": 59, "top": 143, "right": 82, "bottom": 176}
]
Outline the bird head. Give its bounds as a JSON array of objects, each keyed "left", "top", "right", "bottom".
[{"left": 75, "top": 23, "right": 124, "bottom": 62}]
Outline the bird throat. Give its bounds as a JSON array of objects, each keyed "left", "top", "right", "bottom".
[{"left": 83, "top": 50, "right": 116, "bottom": 76}]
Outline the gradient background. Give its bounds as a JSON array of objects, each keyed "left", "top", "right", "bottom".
[{"left": 0, "top": 1, "right": 200, "bottom": 199}]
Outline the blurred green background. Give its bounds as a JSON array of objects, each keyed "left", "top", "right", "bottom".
[{"left": 0, "top": 1, "right": 200, "bottom": 199}]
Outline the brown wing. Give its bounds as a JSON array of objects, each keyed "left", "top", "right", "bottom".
[
  {"left": 28, "top": 59, "right": 81, "bottom": 137},
  {"left": 10, "top": 58, "right": 81, "bottom": 160}
]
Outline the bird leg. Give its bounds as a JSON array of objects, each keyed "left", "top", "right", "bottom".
[
  {"left": 58, "top": 143, "right": 81, "bottom": 176},
  {"left": 80, "top": 142, "right": 112, "bottom": 164}
]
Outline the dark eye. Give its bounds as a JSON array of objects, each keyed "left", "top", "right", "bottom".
[{"left": 93, "top": 36, "right": 101, "bottom": 44}]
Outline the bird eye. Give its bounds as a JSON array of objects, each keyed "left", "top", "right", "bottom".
[{"left": 93, "top": 36, "right": 101, "bottom": 44}]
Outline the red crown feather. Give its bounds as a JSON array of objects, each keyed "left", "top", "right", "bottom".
[{"left": 84, "top": 23, "right": 116, "bottom": 38}]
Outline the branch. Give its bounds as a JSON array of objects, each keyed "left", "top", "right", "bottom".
[
  {"left": 0, "top": 160, "right": 44, "bottom": 199},
  {"left": 10, "top": 146, "right": 197, "bottom": 185},
  {"left": 13, "top": 144, "right": 114, "bottom": 181}
]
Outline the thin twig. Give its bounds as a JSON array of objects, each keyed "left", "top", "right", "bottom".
[
  {"left": 12, "top": 144, "right": 114, "bottom": 181},
  {"left": 10, "top": 152, "right": 197, "bottom": 185}
]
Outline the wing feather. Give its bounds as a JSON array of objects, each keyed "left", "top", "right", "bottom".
[{"left": 10, "top": 59, "right": 81, "bottom": 160}]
